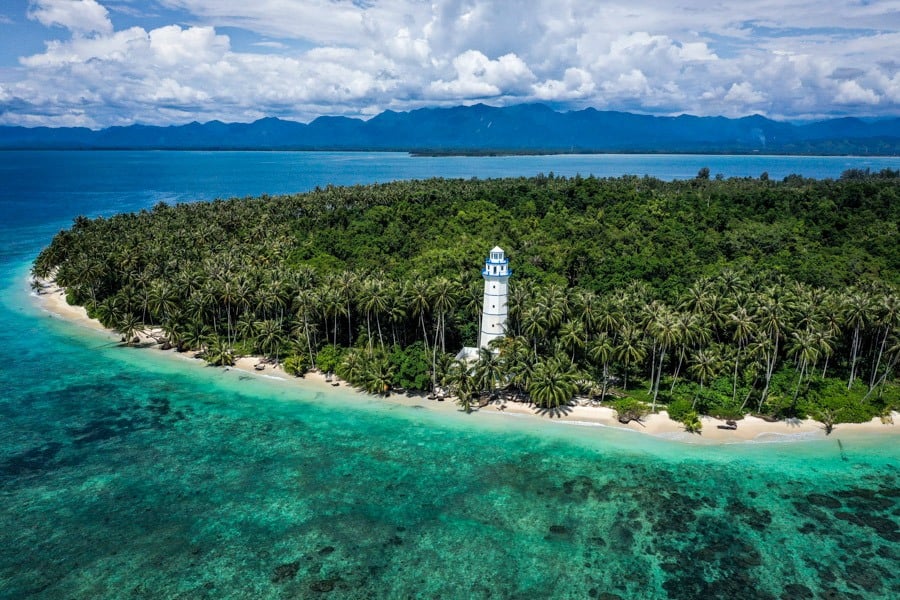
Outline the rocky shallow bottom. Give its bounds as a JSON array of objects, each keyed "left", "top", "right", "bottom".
[{"left": 0, "top": 319, "right": 898, "bottom": 599}]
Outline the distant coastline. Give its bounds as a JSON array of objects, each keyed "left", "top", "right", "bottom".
[
  {"left": 3, "top": 103, "right": 899, "bottom": 155},
  {"left": 2, "top": 147, "right": 899, "bottom": 157},
  {"left": 33, "top": 278, "right": 898, "bottom": 446}
]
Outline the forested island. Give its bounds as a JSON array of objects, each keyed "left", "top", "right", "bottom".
[{"left": 33, "top": 170, "right": 900, "bottom": 431}]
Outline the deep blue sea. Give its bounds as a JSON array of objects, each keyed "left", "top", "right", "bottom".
[{"left": 1, "top": 151, "right": 898, "bottom": 599}]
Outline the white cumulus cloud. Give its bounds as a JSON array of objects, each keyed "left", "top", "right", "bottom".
[
  {"left": 428, "top": 51, "right": 535, "bottom": 99},
  {"left": 1, "top": 1, "right": 899, "bottom": 126},
  {"left": 835, "top": 80, "right": 880, "bottom": 105},
  {"left": 27, "top": 0, "right": 113, "bottom": 35},
  {"left": 724, "top": 82, "right": 766, "bottom": 105}
]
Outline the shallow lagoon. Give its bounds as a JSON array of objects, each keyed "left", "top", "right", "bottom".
[
  {"left": 1, "top": 151, "right": 899, "bottom": 598},
  {"left": 3, "top": 263, "right": 899, "bottom": 599}
]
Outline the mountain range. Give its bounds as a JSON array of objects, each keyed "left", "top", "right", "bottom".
[{"left": 2, "top": 104, "right": 899, "bottom": 154}]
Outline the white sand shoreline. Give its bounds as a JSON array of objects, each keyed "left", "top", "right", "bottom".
[{"left": 33, "top": 280, "right": 898, "bottom": 446}]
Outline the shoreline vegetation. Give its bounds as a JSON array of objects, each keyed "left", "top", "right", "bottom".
[
  {"left": 33, "top": 280, "right": 897, "bottom": 444},
  {"left": 30, "top": 173, "right": 900, "bottom": 443}
]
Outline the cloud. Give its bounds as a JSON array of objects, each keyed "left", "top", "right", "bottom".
[
  {"left": 532, "top": 68, "right": 595, "bottom": 101},
  {"left": 2, "top": 1, "right": 900, "bottom": 126},
  {"left": 252, "top": 41, "right": 288, "bottom": 50},
  {"left": 834, "top": 80, "right": 880, "bottom": 105},
  {"left": 149, "top": 25, "right": 229, "bottom": 67},
  {"left": 428, "top": 51, "right": 535, "bottom": 99},
  {"left": 27, "top": 0, "right": 113, "bottom": 35},
  {"left": 724, "top": 82, "right": 766, "bottom": 104}
]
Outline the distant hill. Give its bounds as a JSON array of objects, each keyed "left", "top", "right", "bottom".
[{"left": 2, "top": 104, "right": 899, "bottom": 154}]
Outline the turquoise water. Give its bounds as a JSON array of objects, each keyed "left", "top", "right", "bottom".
[{"left": 1, "top": 151, "right": 899, "bottom": 598}]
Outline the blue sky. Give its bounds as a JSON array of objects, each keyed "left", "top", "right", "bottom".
[{"left": 0, "top": 0, "right": 898, "bottom": 128}]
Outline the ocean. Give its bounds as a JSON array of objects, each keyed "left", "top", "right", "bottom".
[{"left": 1, "top": 151, "right": 898, "bottom": 599}]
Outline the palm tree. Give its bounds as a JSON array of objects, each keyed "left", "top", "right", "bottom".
[
  {"left": 789, "top": 328, "right": 819, "bottom": 405},
  {"left": 647, "top": 306, "right": 679, "bottom": 412},
  {"left": 528, "top": 356, "right": 578, "bottom": 409},
  {"left": 335, "top": 271, "right": 358, "bottom": 346},
  {"left": 495, "top": 334, "right": 534, "bottom": 395},
  {"left": 446, "top": 358, "right": 476, "bottom": 412},
  {"left": 474, "top": 347, "right": 504, "bottom": 396},
  {"left": 385, "top": 281, "right": 407, "bottom": 346},
  {"left": 319, "top": 283, "right": 344, "bottom": 348},
  {"left": 364, "top": 355, "right": 395, "bottom": 396},
  {"left": 869, "top": 292, "right": 899, "bottom": 391},
  {"left": 255, "top": 319, "right": 286, "bottom": 363},
  {"left": 360, "top": 278, "right": 390, "bottom": 349},
  {"left": 182, "top": 323, "right": 209, "bottom": 352},
  {"left": 668, "top": 311, "right": 708, "bottom": 393},
  {"left": 572, "top": 289, "right": 599, "bottom": 334},
  {"left": 337, "top": 348, "right": 366, "bottom": 386},
  {"left": 205, "top": 335, "right": 235, "bottom": 366},
  {"left": 756, "top": 287, "right": 794, "bottom": 406},
  {"left": 689, "top": 347, "right": 722, "bottom": 409},
  {"left": 147, "top": 280, "right": 178, "bottom": 324},
  {"left": 588, "top": 332, "right": 614, "bottom": 401},
  {"left": 235, "top": 312, "right": 256, "bottom": 343},
  {"left": 615, "top": 324, "right": 646, "bottom": 390},
  {"left": 160, "top": 312, "right": 187, "bottom": 351},
  {"left": 430, "top": 277, "right": 458, "bottom": 354},
  {"left": 558, "top": 319, "right": 587, "bottom": 361},
  {"left": 294, "top": 290, "right": 318, "bottom": 368},
  {"left": 681, "top": 411, "right": 703, "bottom": 434},
  {"left": 116, "top": 312, "right": 143, "bottom": 345},
  {"left": 864, "top": 327, "right": 900, "bottom": 401},
  {"left": 595, "top": 298, "right": 622, "bottom": 336},
  {"left": 407, "top": 277, "right": 433, "bottom": 353},
  {"left": 537, "top": 284, "right": 568, "bottom": 330},
  {"left": 506, "top": 282, "right": 531, "bottom": 336},
  {"left": 728, "top": 305, "right": 756, "bottom": 404},
  {"left": 429, "top": 277, "right": 458, "bottom": 391},
  {"left": 521, "top": 306, "right": 548, "bottom": 355},
  {"left": 843, "top": 289, "right": 871, "bottom": 389}
]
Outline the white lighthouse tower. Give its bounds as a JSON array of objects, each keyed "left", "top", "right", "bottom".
[{"left": 479, "top": 246, "right": 510, "bottom": 350}]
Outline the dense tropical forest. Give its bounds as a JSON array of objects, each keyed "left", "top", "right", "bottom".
[{"left": 33, "top": 170, "right": 900, "bottom": 429}]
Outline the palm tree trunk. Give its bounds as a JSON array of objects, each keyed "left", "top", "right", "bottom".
[
  {"left": 869, "top": 326, "right": 889, "bottom": 391},
  {"left": 601, "top": 362, "right": 609, "bottom": 401},
  {"left": 848, "top": 324, "right": 860, "bottom": 389},
  {"left": 347, "top": 302, "right": 353, "bottom": 346},
  {"left": 651, "top": 347, "right": 665, "bottom": 412},
  {"left": 375, "top": 313, "right": 384, "bottom": 349},
  {"left": 669, "top": 346, "right": 686, "bottom": 394},
  {"left": 420, "top": 313, "right": 430, "bottom": 354},
  {"left": 739, "top": 375, "right": 760, "bottom": 411},
  {"left": 305, "top": 320, "right": 315, "bottom": 369},
  {"left": 793, "top": 360, "right": 807, "bottom": 404},
  {"left": 760, "top": 336, "right": 779, "bottom": 410},
  {"left": 863, "top": 355, "right": 899, "bottom": 401}
]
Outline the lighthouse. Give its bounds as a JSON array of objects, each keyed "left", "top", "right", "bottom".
[{"left": 479, "top": 246, "right": 510, "bottom": 350}]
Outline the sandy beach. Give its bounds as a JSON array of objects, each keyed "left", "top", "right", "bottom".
[{"left": 35, "top": 280, "right": 898, "bottom": 445}]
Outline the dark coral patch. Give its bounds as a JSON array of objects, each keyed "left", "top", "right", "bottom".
[{"left": 271, "top": 560, "right": 300, "bottom": 583}]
